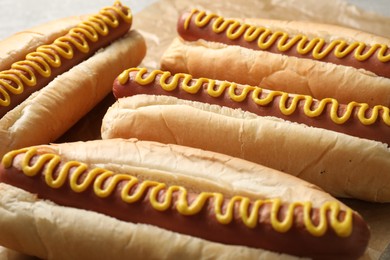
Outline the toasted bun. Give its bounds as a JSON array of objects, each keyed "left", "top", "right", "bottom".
[
  {"left": 0, "top": 138, "right": 343, "bottom": 260},
  {"left": 0, "top": 30, "right": 146, "bottom": 158},
  {"left": 101, "top": 95, "right": 390, "bottom": 202},
  {"left": 0, "top": 15, "right": 88, "bottom": 71}
]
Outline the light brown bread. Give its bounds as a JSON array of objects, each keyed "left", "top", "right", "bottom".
[
  {"left": 101, "top": 95, "right": 390, "bottom": 202},
  {"left": 0, "top": 30, "right": 146, "bottom": 157}
]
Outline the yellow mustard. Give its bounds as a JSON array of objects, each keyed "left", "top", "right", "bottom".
[
  {"left": 118, "top": 68, "right": 390, "bottom": 126},
  {"left": 2, "top": 147, "right": 353, "bottom": 237},
  {"left": 0, "top": 1, "right": 132, "bottom": 107},
  {"left": 183, "top": 9, "right": 390, "bottom": 63}
]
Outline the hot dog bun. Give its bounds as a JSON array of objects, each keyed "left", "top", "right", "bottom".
[
  {"left": 0, "top": 138, "right": 370, "bottom": 259},
  {"left": 101, "top": 94, "right": 390, "bottom": 202},
  {"left": 160, "top": 10, "right": 390, "bottom": 107},
  {"left": 0, "top": 2, "right": 146, "bottom": 157}
]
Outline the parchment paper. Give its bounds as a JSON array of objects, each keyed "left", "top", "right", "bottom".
[{"left": 1, "top": 0, "right": 389, "bottom": 259}]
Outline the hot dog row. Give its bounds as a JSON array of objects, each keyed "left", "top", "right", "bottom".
[
  {"left": 0, "top": 139, "right": 370, "bottom": 259},
  {"left": 0, "top": 1, "right": 388, "bottom": 259}
]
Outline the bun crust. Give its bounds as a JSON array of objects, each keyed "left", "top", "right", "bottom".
[
  {"left": 101, "top": 95, "right": 390, "bottom": 202},
  {"left": 0, "top": 183, "right": 300, "bottom": 260}
]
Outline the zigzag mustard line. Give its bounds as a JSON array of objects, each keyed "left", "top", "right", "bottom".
[
  {"left": 118, "top": 68, "right": 390, "bottom": 126},
  {"left": 2, "top": 147, "right": 353, "bottom": 237},
  {"left": 184, "top": 9, "right": 390, "bottom": 63},
  {"left": 0, "top": 2, "right": 132, "bottom": 107}
]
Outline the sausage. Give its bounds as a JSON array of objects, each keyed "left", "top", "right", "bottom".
[{"left": 113, "top": 67, "right": 390, "bottom": 145}]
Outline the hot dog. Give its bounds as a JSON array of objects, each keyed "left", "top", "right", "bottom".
[
  {"left": 0, "top": 15, "right": 87, "bottom": 71},
  {"left": 113, "top": 67, "right": 390, "bottom": 145},
  {"left": 160, "top": 9, "right": 390, "bottom": 107},
  {"left": 0, "top": 138, "right": 370, "bottom": 259},
  {"left": 0, "top": 1, "right": 146, "bottom": 157},
  {"left": 102, "top": 67, "right": 390, "bottom": 202}
]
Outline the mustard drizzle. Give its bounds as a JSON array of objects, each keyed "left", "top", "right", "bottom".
[
  {"left": 0, "top": 1, "right": 132, "bottom": 107},
  {"left": 118, "top": 68, "right": 390, "bottom": 126},
  {"left": 183, "top": 9, "right": 390, "bottom": 63},
  {"left": 2, "top": 147, "right": 353, "bottom": 237}
]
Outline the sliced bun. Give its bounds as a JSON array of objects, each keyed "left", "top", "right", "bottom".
[{"left": 51, "top": 138, "right": 336, "bottom": 206}]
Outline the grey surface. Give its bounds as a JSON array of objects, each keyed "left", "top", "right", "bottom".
[
  {"left": 350, "top": 0, "right": 390, "bottom": 17},
  {"left": 0, "top": 0, "right": 388, "bottom": 41}
]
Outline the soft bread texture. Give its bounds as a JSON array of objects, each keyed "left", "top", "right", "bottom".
[
  {"left": 161, "top": 35, "right": 390, "bottom": 107},
  {"left": 53, "top": 138, "right": 336, "bottom": 207},
  {"left": 0, "top": 138, "right": 342, "bottom": 259},
  {"left": 0, "top": 30, "right": 146, "bottom": 158},
  {"left": 0, "top": 15, "right": 88, "bottom": 71},
  {"left": 101, "top": 95, "right": 390, "bottom": 202}
]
